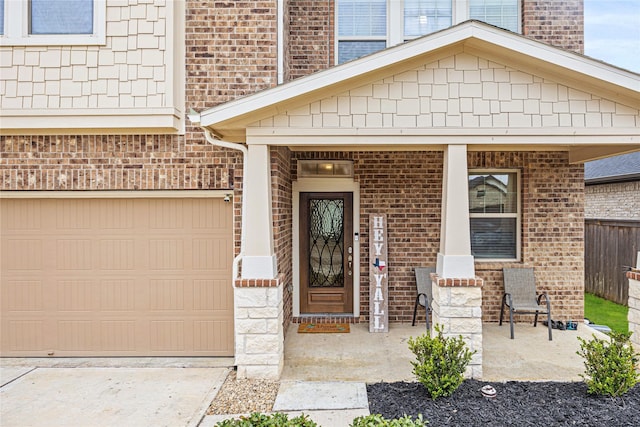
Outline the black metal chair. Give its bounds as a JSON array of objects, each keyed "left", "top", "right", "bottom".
[
  {"left": 412, "top": 266, "right": 436, "bottom": 331},
  {"left": 500, "top": 267, "right": 552, "bottom": 340}
]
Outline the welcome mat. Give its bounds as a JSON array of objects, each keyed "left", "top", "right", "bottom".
[{"left": 297, "top": 323, "right": 350, "bottom": 333}]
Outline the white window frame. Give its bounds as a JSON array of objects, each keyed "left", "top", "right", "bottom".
[
  {"left": 0, "top": 0, "right": 106, "bottom": 46},
  {"left": 468, "top": 168, "right": 521, "bottom": 262},
  {"left": 335, "top": 0, "right": 521, "bottom": 63}
]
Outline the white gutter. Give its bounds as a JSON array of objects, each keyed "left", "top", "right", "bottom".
[
  {"left": 189, "top": 109, "right": 248, "bottom": 283},
  {"left": 277, "top": 0, "right": 284, "bottom": 84}
]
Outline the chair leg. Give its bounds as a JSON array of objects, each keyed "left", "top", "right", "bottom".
[
  {"left": 412, "top": 296, "right": 420, "bottom": 326},
  {"left": 534, "top": 311, "right": 539, "bottom": 327},
  {"left": 509, "top": 308, "right": 515, "bottom": 339},
  {"left": 425, "top": 307, "right": 430, "bottom": 333},
  {"left": 499, "top": 296, "right": 505, "bottom": 326},
  {"left": 547, "top": 307, "right": 553, "bottom": 341}
]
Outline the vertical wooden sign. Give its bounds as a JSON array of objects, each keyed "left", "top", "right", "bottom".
[{"left": 369, "top": 214, "right": 388, "bottom": 332}]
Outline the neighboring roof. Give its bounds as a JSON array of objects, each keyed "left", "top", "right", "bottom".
[{"left": 585, "top": 152, "right": 640, "bottom": 184}]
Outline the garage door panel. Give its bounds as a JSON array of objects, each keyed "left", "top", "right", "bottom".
[
  {"left": 148, "top": 239, "right": 184, "bottom": 270},
  {"left": 99, "top": 239, "right": 136, "bottom": 270},
  {"left": 57, "top": 280, "right": 98, "bottom": 311},
  {"left": 3, "top": 280, "right": 44, "bottom": 312},
  {"left": 56, "top": 239, "right": 92, "bottom": 270},
  {"left": 3, "top": 239, "right": 43, "bottom": 270},
  {"left": 1, "top": 197, "right": 234, "bottom": 357},
  {"left": 99, "top": 279, "right": 136, "bottom": 311}
]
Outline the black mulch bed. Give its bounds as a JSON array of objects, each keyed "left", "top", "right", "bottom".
[{"left": 367, "top": 380, "right": 640, "bottom": 426}]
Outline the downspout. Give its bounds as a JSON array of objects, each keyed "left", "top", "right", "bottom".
[
  {"left": 187, "top": 108, "right": 249, "bottom": 287},
  {"left": 198, "top": 122, "right": 248, "bottom": 284}
]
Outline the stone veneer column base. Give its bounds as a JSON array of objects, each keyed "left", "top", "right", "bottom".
[
  {"left": 430, "top": 274, "right": 484, "bottom": 379},
  {"left": 627, "top": 272, "right": 640, "bottom": 353},
  {"left": 233, "top": 276, "right": 284, "bottom": 379}
]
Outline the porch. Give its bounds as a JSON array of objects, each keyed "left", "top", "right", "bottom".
[{"left": 282, "top": 322, "right": 609, "bottom": 383}]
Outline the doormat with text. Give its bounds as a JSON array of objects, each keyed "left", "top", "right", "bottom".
[{"left": 297, "top": 323, "right": 350, "bottom": 333}]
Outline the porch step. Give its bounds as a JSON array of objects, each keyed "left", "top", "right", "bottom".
[{"left": 273, "top": 381, "right": 368, "bottom": 411}]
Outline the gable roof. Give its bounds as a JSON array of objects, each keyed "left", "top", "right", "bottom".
[
  {"left": 585, "top": 152, "right": 640, "bottom": 184},
  {"left": 196, "top": 20, "right": 640, "bottom": 161}
]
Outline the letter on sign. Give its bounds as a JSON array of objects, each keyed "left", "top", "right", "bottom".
[{"left": 369, "top": 214, "right": 388, "bottom": 333}]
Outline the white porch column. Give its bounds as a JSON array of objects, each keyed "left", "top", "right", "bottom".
[
  {"left": 242, "top": 144, "right": 277, "bottom": 279},
  {"left": 437, "top": 144, "right": 475, "bottom": 278}
]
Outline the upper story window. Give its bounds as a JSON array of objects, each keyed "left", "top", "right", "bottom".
[
  {"left": 336, "top": 0, "right": 520, "bottom": 64},
  {"left": 0, "top": 0, "right": 106, "bottom": 46},
  {"left": 468, "top": 170, "right": 520, "bottom": 261},
  {"left": 469, "top": 0, "right": 519, "bottom": 33}
]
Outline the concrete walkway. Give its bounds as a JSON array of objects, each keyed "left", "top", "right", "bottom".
[
  {"left": 0, "top": 359, "right": 230, "bottom": 427},
  {"left": 2, "top": 323, "right": 608, "bottom": 427}
]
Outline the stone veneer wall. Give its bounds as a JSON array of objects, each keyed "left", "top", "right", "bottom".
[
  {"left": 291, "top": 150, "right": 584, "bottom": 324},
  {"left": 234, "top": 278, "right": 284, "bottom": 379},
  {"left": 585, "top": 181, "right": 640, "bottom": 220},
  {"left": 431, "top": 276, "right": 484, "bottom": 379}
]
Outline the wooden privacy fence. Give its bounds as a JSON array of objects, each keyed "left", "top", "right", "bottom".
[{"left": 585, "top": 219, "right": 640, "bottom": 305}]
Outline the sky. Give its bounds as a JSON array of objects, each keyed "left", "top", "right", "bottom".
[{"left": 584, "top": 0, "right": 640, "bottom": 73}]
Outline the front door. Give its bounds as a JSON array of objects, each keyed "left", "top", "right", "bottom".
[{"left": 300, "top": 192, "right": 353, "bottom": 313}]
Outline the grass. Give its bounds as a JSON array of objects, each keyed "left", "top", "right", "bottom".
[{"left": 584, "top": 292, "right": 629, "bottom": 334}]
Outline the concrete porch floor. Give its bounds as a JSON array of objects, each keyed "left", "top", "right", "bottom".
[{"left": 282, "top": 322, "right": 609, "bottom": 383}]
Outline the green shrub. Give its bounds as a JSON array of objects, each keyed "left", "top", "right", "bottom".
[
  {"left": 577, "top": 331, "right": 639, "bottom": 397},
  {"left": 408, "top": 324, "right": 475, "bottom": 400},
  {"left": 350, "top": 414, "right": 427, "bottom": 427},
  {"left": 215, "top": 412, "right": 317, "bottom": 427}
]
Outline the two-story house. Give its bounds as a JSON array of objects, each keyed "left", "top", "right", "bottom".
[{"left": 1, "top": 1, "right": 639, "bottom": 379}]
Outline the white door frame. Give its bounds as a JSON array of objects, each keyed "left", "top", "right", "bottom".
[{"left": 292, "top": 178, "right": 360, "bottom": 317}]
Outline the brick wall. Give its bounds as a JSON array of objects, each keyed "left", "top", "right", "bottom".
[
  {"left": 522, "top": 0, "right": 584, "bottom": 53},
  {"left": 291, "top": 150, "right": 584, "bottom": 324},
  {"left": 287, "top": 0, "right": 334, "bottom": 81},
  {"left": 585, "top": 181, "right": 640, "bottom": 220},
  {"left": 471, "top": 151, "right": 585, "bottom": 323},
  {"left": 271, "top": 146, "right": 294, "bottom": 335},
  {"left": 186, "top": 0, "right": 278, "bottom": 108}
]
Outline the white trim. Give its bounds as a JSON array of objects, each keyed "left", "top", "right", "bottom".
[
  {"left": 0, "top": 0, "right": 106, "bottom": 46},
  {"left": 292, "top": 178, "right": 361, "bottom": 317},
  {"left": 468, "top": 168, "right": 521, "bottom": 262},
  {"left": 0, "top": 190, "right": 232, "bottom": 199},
  {"left": 277, "top": 0, "right": 284, "bottom": 84},
  {"left": 0, "top": 108, "right": 182, "bottom": 135}
]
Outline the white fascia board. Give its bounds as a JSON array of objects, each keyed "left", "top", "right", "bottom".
[
  {"left": 199, "top": 21, "right": 640, "bottom": 130},
  {"left": 468, "top": 26, "right": 640, "bottom": 92},
  {"left": 0, "top": 108, "right": 182, "bottom": 135}
]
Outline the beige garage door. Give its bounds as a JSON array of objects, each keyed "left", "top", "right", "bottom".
[{"left": 1, "top": 197, "right": 234, "bottom": 357}]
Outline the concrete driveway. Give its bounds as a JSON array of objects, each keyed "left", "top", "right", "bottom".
[{"left": 0, "top": 358, "right": 231, "bottom": 427}]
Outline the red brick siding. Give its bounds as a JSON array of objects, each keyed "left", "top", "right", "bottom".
[
  {"left": 290, "top": 150, "right": 584, "bottom": 324},
  {"left": 522, "top": 0, "right": 584, "bottom": 53},
  {"left": 186, "top": 0, "right": 278, "bottom": 108},
  {"left": 470, "top": 151, "right": 585, "bottom": 323},
  {"left": 293, "top": 151, "right": 444, "bottom": 323},
  {"left": 270, "top": 146, "right": 294, "bottom": 335},
  {"left": 287, "top": 0, "right": 334, "bottom": 81}
]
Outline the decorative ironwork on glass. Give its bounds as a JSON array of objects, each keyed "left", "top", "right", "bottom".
[{"left": 308, "top": 199, "right": 345, "bottom": 288}]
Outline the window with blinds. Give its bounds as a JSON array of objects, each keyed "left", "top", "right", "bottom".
[{"left": 468, "top": 171, "right": 520, "bottom": 260}]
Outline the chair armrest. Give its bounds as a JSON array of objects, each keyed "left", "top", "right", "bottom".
[
  {"left": 502, "top": 292, "right": 512, "bottom": 307},
  {"left": 537, "top": 292, "right": 550, "bottom": 305},
  {"left": 417, "top": 292, "right": 429, "bottom": 307}
]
